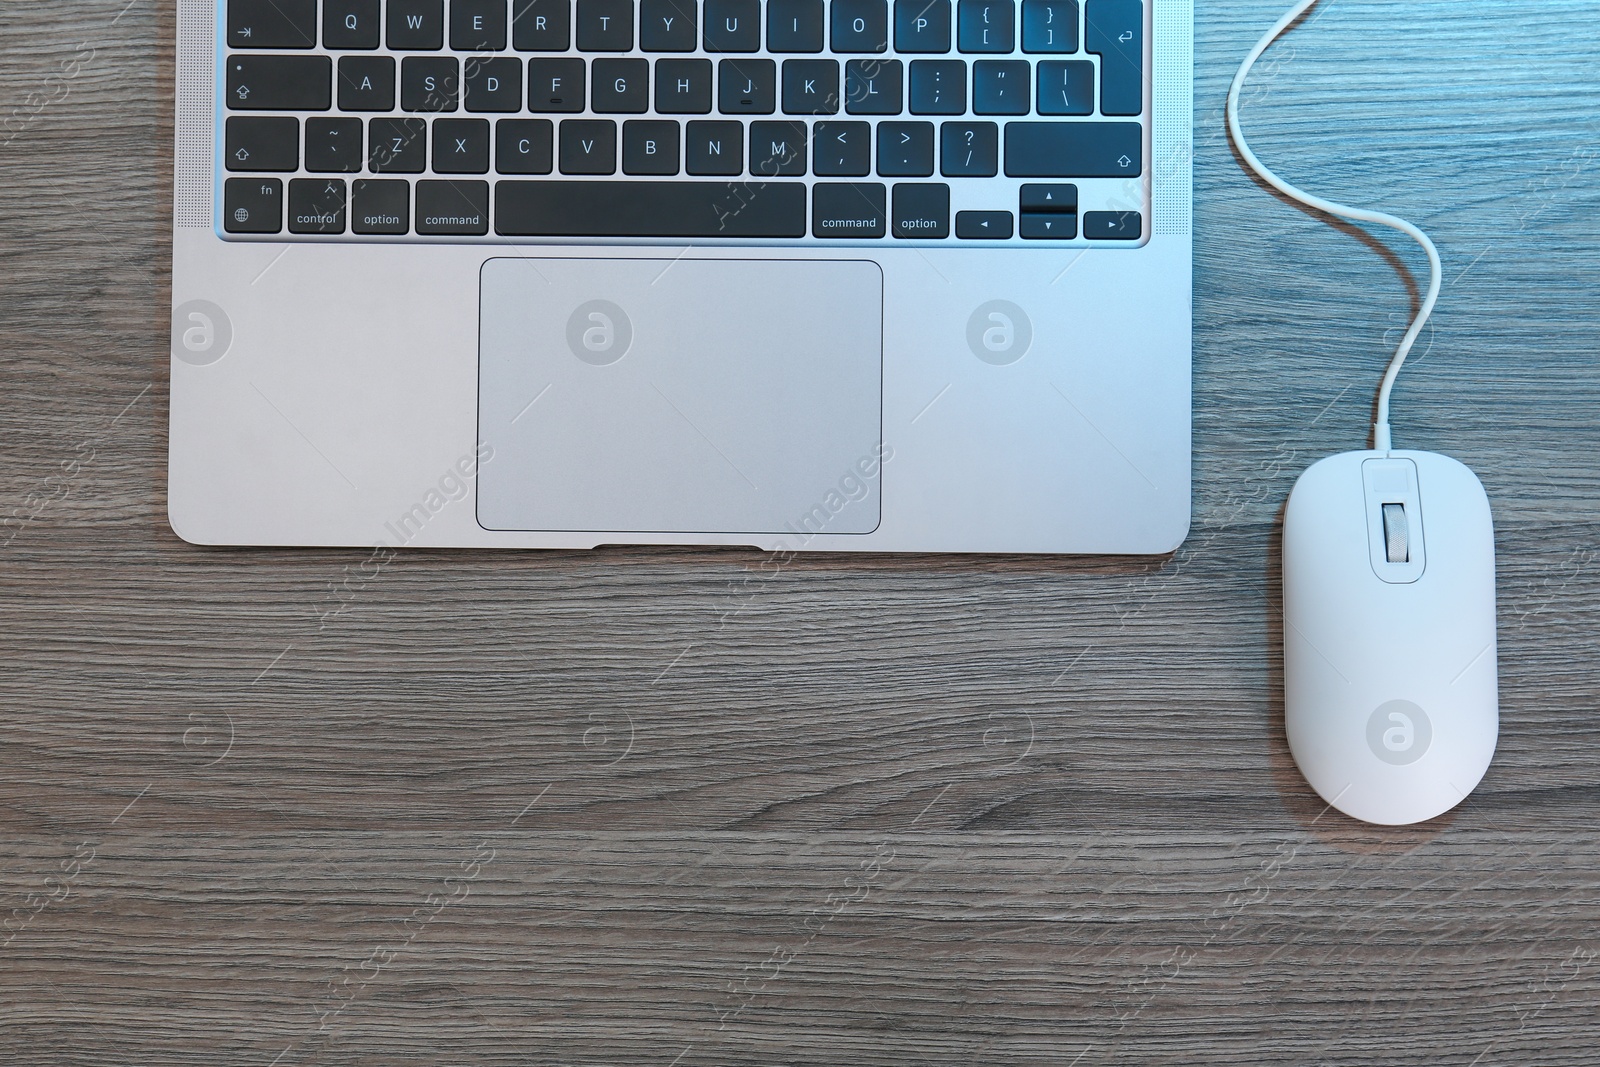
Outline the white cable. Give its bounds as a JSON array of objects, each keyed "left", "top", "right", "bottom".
[{"left": 1225, "top": 0, "right": 1442, "bottom": 454}]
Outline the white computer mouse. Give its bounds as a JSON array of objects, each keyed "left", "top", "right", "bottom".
[{"left": 1283, "top": 449, "right": 1499, "bottom": 825}]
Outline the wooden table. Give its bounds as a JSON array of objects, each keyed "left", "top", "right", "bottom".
[{"left": 3, "top": 0, "right": 1598, "bottom": 1062}]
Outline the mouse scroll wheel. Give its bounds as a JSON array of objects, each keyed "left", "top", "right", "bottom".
[{"left": 1382, "top": 503, "right": 1410, "bottom": 564}]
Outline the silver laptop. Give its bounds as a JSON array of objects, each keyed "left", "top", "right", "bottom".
[{"left": 170, "top": 0, "right": 1191, "bottom": 553}]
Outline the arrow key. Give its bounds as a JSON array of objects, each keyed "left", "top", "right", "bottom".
[
  {"left": 955, "top": 210, "right": 1013, "bottom": 239},
  {"left": 225, "top": 116, "right": 300, "bottom": 172},
  {"left": 1020, "top": 211, "right": 1077, "bottom": 239},
  {"left": 1019, "top": 182, "right": 1077, "bottom": 212},
  {"left": 1083, "top": 209, "right": 1141, "bottom": 239}
]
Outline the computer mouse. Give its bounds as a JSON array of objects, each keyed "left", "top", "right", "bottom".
[{"left": 1283, "top": 449, "right": 1499, "bottom": 825}]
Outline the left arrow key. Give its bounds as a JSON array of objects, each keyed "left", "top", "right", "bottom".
[{"left": 225, "top": 116, "right": 301, "bottom": 172}]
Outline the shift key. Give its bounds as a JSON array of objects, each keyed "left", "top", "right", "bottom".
[
  {"left": 227, "top": 55, "right": 332, "bottom": 111},
  {"left": 1004, "top": 121, "right": 1140, "bottom": 177}
]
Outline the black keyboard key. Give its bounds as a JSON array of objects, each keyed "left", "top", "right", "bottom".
[
  {"left": 577, "top": 0, "right": 634, "bottom": 50},
  {"left": 289, "top": 178, "right": 348, "bottom": 234},
  {"left": 416, "top": 179, "right": 490, "bottom": 234},
  {"left": 686, "top": 120, "right": 744, "bottom": 174},
  {"left": 401, "top": 56, "right": 460, "bottom": 110},
  {"left": 227, "top": 55, "right": 332, "bottom": 111},
  {"left": 496, "top": 180, "right": 806, "bottom": 236},
  {"left": 1084, "top": 209, "right": 1141, "bottom": 239},
  {"left": 369, "top": 117, "right": 429, "bottom": 172},
  {"left": 892, "top": 182, "right": 949, "bottom": 237},
  {"left": 957, "top": 0, "right": 1013, "bottom": 53},
  {"left": 768, "top": 0, "right": 824, "bottom": 52},
  {"left": 909, "top": 60, "right": 965, "bottom": 114},
  {"left": 228, "top": 0, "right": 317, "bottom": 49},
  {"left": 623, "top": 119, "right": 681, "bottom": 173},
  {"left": 452, "top": 0, "right": 509, "bottom": 49},
  {"left": 513, "top": 0, "right": 572, "bottom": 50},
  {"left": 845, "top": 58, "right": 902, "bottom": 114},
  {"left": 225, "top": 116, "right": 298, "bottom": 172},
  {"left": 940, "top": 121, "right": 998, "bottom": 176},
  {"left": 593, "top": 58, "right": 650, "bottom": 112},
  {"left": 528, "top": 58, "right": 586, "bottom": 110},
  {"left": 560, "top": 119, "right": 618, "bottom": 173},
  {"left": 339, "top": 56, "right": 397, "bottom": 110},
  {"left": 782, "top": 59, "right": 839, "bottom": 114},
  {"left": 972, "top": 60, "right": 1029, "bottom": 114},
  {"left": 719, "top": 59, "right": 776, "bottom": 113},
  {"left": 894, "top": 0, "right": 951, "bottom": 52},
  {"left": 704, "top": 0, "right": 760, "bottom": 52},
  {"left": 305, "top": 116, "right": 364, "bottom": 172},
  {"left": 1020, "top": 212, "right": 1075, "bottom": 238},
  {"left": 813, "top": 182, "right": 886, "bottom": 237},
  {"left": 1019, "top": 183, "right": 1077, "bottom": 211},
  {"left": 831, "top": 0, "right": 888, "bottom": 52},
  {"left": 640, "top": 0, "right": 697, "bottom": 50},
  {"left": 389, "top": 0, "right": 446, "bottom": 49},
  {"left": 324, "top": 0, "right": 382, "bottom": 48},
  {"left": 464, "top": 56, "right": 524, "bottom": 110},
  {"left": 223, "top": 177, "right": 283, "bottom": 233},
  {"left": 496, "top": 118, "right": 555, "bottom": 172},
  {"left": 955, "top": 209, "right": 1012, "bottom": 238},
  {"left": 749, "top": 120, "right": 807, "bottom": 175},
  {"left": 812, "top": 121, "right": 871, "bottom": 175},
  {"left": 1037, "top": 60, "right": 1093, "bottom": 115},
  {"left": 1086, "top": 0, "right": 1142, "bottom": 115},
  {"left": 656, "top": 59, "right": 713, "bottom": 113},
  {"left": 1022, "top": 0, "right": 1078, "bottom": 52},
  {"left": 876, "top": 121, "right": 934, "bottom": 176},
  {"left": 1003, "top": 121, "right": 1140, "bottom": 176},
  {"left": 433, "top": 117, "right": 491, "bottom": 172},
  {"left": 352, "top": 179, "right": 410, "bottom": 233}
]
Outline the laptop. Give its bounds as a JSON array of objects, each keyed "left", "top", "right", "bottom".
[{"left": 170, "top": 0, "right": 1191, "bottom": 553}]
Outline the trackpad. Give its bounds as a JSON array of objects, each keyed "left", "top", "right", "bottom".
[{"left": 477, "top": 258, "right": 883, "bottom": 534}]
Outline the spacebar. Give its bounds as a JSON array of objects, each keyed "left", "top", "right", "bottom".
[{"left": 495, "top": 181, "right": 808, "bottom": 238}]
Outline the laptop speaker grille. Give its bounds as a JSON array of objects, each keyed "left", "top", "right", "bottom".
[
  {"left": 174, "top": 0, "right": 214, "bottom": 228},
  {"left": 1153, "top": 0, "right": 1193, "bottom": 237}
]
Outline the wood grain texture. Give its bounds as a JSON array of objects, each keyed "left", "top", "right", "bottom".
[{"left": 1, "top": 0, "right": 1598, "bottom": 1063}]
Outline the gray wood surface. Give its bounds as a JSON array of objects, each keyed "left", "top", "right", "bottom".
[{"left": 3, "top": 0, "right": 1599, "bottom": 1062}]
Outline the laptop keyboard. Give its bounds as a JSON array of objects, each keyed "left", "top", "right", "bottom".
[{"left": 219, "top": 0, "right": 1147, "bottom": 242}]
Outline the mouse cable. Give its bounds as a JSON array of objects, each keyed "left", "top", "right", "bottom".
[{"left": 1225, "top": 0, "right": 1441, "bottom": 453}]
